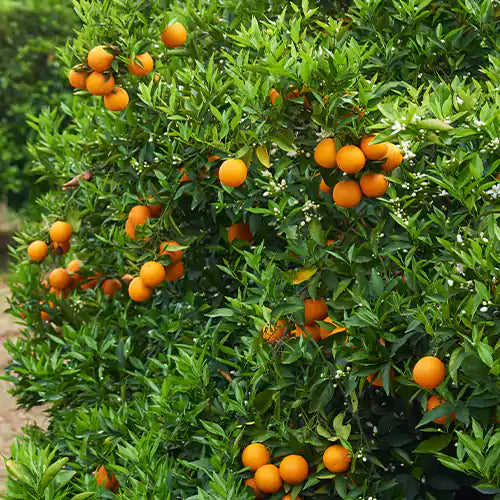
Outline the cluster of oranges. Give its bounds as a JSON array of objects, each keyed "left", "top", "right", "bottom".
[
  {"left": 124, "top": 203, "right": 185, "bottom": 302},
  {"left": 241, "top": 442, "right": 351, "bottom": 498},
  {"left": 315, "top": 134, "right": 403, "bottom": 208},
  {"left": 67, "top": 21, "right": 187, "bottom": 111},
  {"left": 261, "top": 298, "right": 347, "bottom": 345}
]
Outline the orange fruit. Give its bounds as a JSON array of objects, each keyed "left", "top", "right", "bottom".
[
  {"left": 50, "top": 221, "right": 72, "bottom": 243},
  {"left": 87, "top": 46, "right": 114, "bottom": 72},
  {"left": 242, "top": 443, "right": 270, "bottom": 472},
  {"left": 52, "top": 240, "right": 70, "bottom": 256},
  {"left": 49, "top": 268, "right": 71, "bottom": 289},
  {"left": 86, "top": 72, "right": 115, "bottom": 96},
  {"left": 101, "top": 278, "right": 122, "bottom": 296},
  {"left": 228, "top": 222, "right": 252, "bottom": 244},
  {"left": 127, "top": 52, "right": 154, "bottom": 76},
  {"left": 140, "top": 261, "right": 166, "bottom": 288},
  {"left": 303, "top": 298, "right": 328, "bottom": 325},
  {"left": 360, "top": 134, "right": 388, "bottom": 160},
  {"left": 161, "top": 22, "right": 188, "bottom": 48},
  {"left": 427, "top": 395, "right": 455, "bottom": 424},
  {"left": 207, "top": 155, "right": 221, "bottom": 162},
  {"left": 254, "top": 464, "right": 283, "bottom": 494},
  {"left": 279, "top": 454, "right": 308, "bottom": 484},
  {"left": 104, "top": 87, "right": 129, "bottom": 111},
  {"left": 179, "top": 167, "right": 191, "bottom": 183},
  {"left": 164, "top": 261, "right": 184, "bottom": 281},
  {"left": 319, "top": 177, "right": 331, "bottom": 193},
  {"left": 128, "top": 277, "right": 153, "bottom": 302},
  {"left": 323, "top": 445, "right": 351, "bottom": 473},
  {"left": 160, "top": 241, "right": 183, "bottom": 263},
  {"left": 314, "top": 138, "right": 337, "bottom": 168},
  {"left": 332, "top": 180, "right": 362, "bottom": 208},
  {"left": 367, "top": 369, "right": 395, "bottom": 387},
  {"left": 94, "top": 465, "right": 119, "bottom": 491},
  {"left": 68, "top": 65, "right": 88, "bottom": 89},
  {"left": 336, "top": 145, "right": 366, "bottom": 173},
  {"left": 28, "top": 241, "right": 48, "bottom": 262},
  {"left": 125, "top": 219, "right": 137, "bottom": 240},
  {"left": 121, "top": 273, "right": 134, "bottom": 283},
  {"left": 244, "top": 478, "right": 265, "bottom": 499},
  {"left": 381, "top": 143, "right": 403, "bottom": 172},
  {"left": 66, "top": 259, "right": 83, "bottom": 284},
  {"left": 282, "top": 495, "right": 302, "bottom": 500},
  {"left": 144, "top": 196, "right": 162, "bottom": 217},
  {"left": 360, "top": 173, "right": 388, "bottom": 198},
  {"left": 292, "top": 324, "right": 320, "bottom": 342},
  {"left": 218, "top": 158, "right": 247, "bottom": 187},
  {"left": 319, "top": 317, "right": 347, "bottom": 339},
  {"left": 128, "top": 206, "right": 151, "bottom": 226},
  {"left": 269, "top": 88, "right": 281, "bottom": 105},
  {"left": 261, "top": 319, "right": 287, "bottom": 344},
  {"left": 412, "top": 356, "right": 445, "bottom": 389}
]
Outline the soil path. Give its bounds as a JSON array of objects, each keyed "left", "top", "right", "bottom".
[{"left": 0, "top": 281, "right": 48, "bottom": 494}]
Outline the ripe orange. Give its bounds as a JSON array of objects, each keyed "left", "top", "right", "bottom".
[
  {"left": 336, "top": 145, "right": 366, "bottom": 173},
  {"left": 161, "top": 22, "right": 188, "bottom": 48},
  {"left": 127, "top": 52, "right": 154, "bottom": 76},
  {"left": 207, "top": 155, "right": 221, "bottom": 162},
  {"left": 104, "top": 87, "right": 129, "bottom": 111},
  {"left": 68, "top": 65, "right": 88, "bottom": 89},
  {"left": 314, "top": 138, "right": 337, "bottom": 168},
  {"left": 218, "top": 158, "right": 248, "bottom": 187},
  {"left": 228, "top": 222, "right": 252, "bottom": 244},
  {"left": 323, "top": 445, "right": 351, "bottom": 473},
  {"left": 381, "top": 143, "right": 403, "bottom": 172},
  {"left": 360, "top": 134, "right": 388, "bottom": 160},
  {"left": 282, "top": 495, "right": 302, "bottom": 500},
  {"left": 242, "top": 443, "right": 270, "bottom": 472},
  {"left": 303, "top": 298, "right": 328, "bottom": 325},
  {"left": 319, "top": 317, "right": 347, "bottom": 339},
  {"left": 87, "top": 46, "right": 114, "bottom": 72},
  {"left": 94, "top": 465, "right": 119, "bottom": 491},
  {"left": 125, "top": 219, "right": 137, "bottom": 240},
  {"left": 128, "top": 206, "right": 151, "bottom": 226},
  {"left": 279, "top": 454, "right": 309, "bottom": 484},
  {"left": 101, "top": 279, "right": 122, "bottom": 296},
  {"left": 164, "top": 261, "right": 184, "bottom": 281},
  {"left": 49, "top": 268, "right": 71, "bottom": 289},
  {"left": 427, "top": 395, "right": 455, "bottom": 424},
  {"left": 244, "top": 478, "right": 264, "bottom": 499},
  {"left": 367, "top": 371, "right": 383, "bottom": 387},
  {"left": 332, "top": 180, "right": 362, "bottom": 208},
  {"left": 360, "top": 173, "right": 388, "bottom": 198},
  {"left": 121, "top": 273, "right": 134, "bottom": 283},
  {"left": 148, "top": 204, "right": 162, "bottom": 217},
  {"left": 160, "top": 241, "right": 183, "bottom": 263},
  {"left": 261, "top": 319, "right": 286, "bottom": 344},
  {"left": 50, "top": 221, "right": 72, "bottom": 243},
  {"left": 319, "top": 177, "right": 331, "bottom": 193},
  {"left": 67, "top": 259, "right": 83, "bottom": 284},
  {"left": 140, "top": 261, "right": 166, "bottom": 288},
  {"left": 28, "top": 241, "right": 48, "bottom": 262},
  {"left": 254, "top": 464, "right": 283, "bottom": 494},
  {"left": 86, "top": 72, "right": 115, "bottom": 96},
  {"left": 412, "top": 356, "right": 445, "bottom": 389},
  {"left": 179, "top": 167, "right": 191, "bottom": 183},
  {"left": 52, "top": 240, "right": 70, "bottom": 256},
  {"left": 269, "top": 88, "right": 281, "bottom": 105},
  {"left": 292, "top": 324, "right": 320, "bottom": 342},
  {"left": 128, "top": 277, "right": 153, "bottom": 302}
]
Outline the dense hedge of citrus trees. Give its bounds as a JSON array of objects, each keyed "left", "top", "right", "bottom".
[
  {"left": 5, "top": 0, "right": 500, "bottom": 498},
  {"left": 0, "top": 0, "right": 77, "bottom": 209}
]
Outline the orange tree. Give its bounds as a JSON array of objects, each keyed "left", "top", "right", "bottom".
[{"left": 4, "top": 0, "right": 500, "bottom": 499}]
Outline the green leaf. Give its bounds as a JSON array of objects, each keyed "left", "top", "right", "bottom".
[
  {"left": 40, "top": 457, "right": 69, "bottom": 491},
  {"left": 255, "top": 145, "right": 270, "bottom": 168},
  {"left": 414, "top": 434, "right": 452, "bottom": 454},
  {"left": 418, "top": 118, "right": 453, "bottom": 131}
]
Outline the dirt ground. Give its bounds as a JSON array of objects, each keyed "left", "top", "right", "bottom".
[{"left": 0, "top": 281, "right": 48, "bottom": 494}]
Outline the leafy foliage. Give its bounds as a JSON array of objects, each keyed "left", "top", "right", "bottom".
[{"left": 4, "top": 0, "right": 500, "bottom": 499}]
